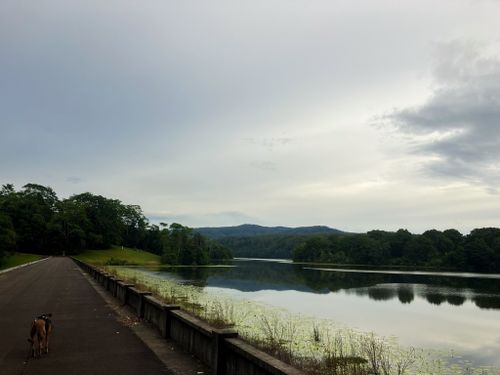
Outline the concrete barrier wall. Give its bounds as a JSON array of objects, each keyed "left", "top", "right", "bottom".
[
  {"left": 72, "top": 258, "right": 304, "bottom": 375},
  {"left": 169, "top": 309, "right": 214, "bottom": 365}
]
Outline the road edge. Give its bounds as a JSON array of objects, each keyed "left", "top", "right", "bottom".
[{"left": 0, "top": 257, "right": 51, "bottom": 275}]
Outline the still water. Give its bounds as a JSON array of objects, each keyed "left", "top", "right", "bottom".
[{"left": 138, "top": 258, "right": 500, "bottom": 367}]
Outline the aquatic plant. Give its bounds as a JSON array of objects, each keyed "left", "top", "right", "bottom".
[{"left": 106, "top": 266, "right": 500, "bottom": 375}]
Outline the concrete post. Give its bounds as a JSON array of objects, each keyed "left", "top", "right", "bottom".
[
  {"left": 137, "top": 291, "right": 153, "bottom": 318},
  {"left": 212, "top": 329, "right": 238, "bottom": 375},
  {"left": 119, "top": 283, "right": 135, "bottom": 305},
  {"left": 163, "top": 305, "right": 181, "bottom": 338},
  {"left": 112, "top": 279, "right": 123, "bottom": 297}
]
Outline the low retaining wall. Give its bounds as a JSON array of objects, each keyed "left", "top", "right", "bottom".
[{"left": 72, "top": 258, "right": 304, "bottom": 375}]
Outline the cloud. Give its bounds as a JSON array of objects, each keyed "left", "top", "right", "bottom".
[
  {"left": 384, "top": 41, "right": 500, "bottom": 189},
  {"left": 66, "top": 176, "right": 82, "bottom": 184},
  {"left": 250, "top": 161, "right": 277, "bottom": 171},
  {"left": 243, "top": 137, "right": 293, "bottom": 151}
]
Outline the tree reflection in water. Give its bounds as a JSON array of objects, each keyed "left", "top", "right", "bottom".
[
  {"left": 397, "top": 285, "right": 414, "bottom": 304},
  {"left": 157, "top": 259, "right": 500, "bottom": 310}
]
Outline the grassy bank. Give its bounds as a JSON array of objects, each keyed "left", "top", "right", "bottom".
[
  {"left": 0, "top": 253, "right": 43, "bottom": 271},
  {"left": 74, "top": 247, "right": 161, "bottom": 266}
]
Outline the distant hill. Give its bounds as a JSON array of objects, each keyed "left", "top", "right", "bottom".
[
  {"left": 194, "top": 224, "right": 344, "bottom": 240},
  {"left": 194, "top": 224, "right": 347, "bottom": 259}
]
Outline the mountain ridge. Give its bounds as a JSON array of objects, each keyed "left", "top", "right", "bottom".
[{"left": 194, "top": 223, "right": 345, "bottom": 240}]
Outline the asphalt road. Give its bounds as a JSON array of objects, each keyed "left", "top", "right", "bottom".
[{"left": 0, "top": 257, "right": 169, "bottom": 375}]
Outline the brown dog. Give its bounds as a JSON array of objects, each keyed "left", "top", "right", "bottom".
[{"left": 28, "top": 314, "right": 53, "bottom": 358}]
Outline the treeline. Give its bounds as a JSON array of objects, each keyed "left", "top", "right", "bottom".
[
  {"left": 0, "top": 183, "right": 231, "bottom": 265},
  {"left": 195, "top": 224, "right": 342, "bottom": 240},
  {"left": 293, "top": 228, "right": 500, "bottom": 273},
  {"left": 159, "top": 223, "right": 232, "bottom": 265},
  {"left": 218, "top": 234, "right": 325, "bottom": 259}
]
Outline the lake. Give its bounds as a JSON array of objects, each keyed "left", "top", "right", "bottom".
[{"left": 135, "top": 258, "right": 500, "bottom": 368}]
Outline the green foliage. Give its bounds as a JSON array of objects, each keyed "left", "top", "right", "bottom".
[
  {"left": 196, "top": 225, "right": 345, "bottom": 260},
  {"left": 196, "top": 224, "right": 343, "bottom": 240},
  {"left": 104, "top": 257, "right": 137, "bottom": 266},
  {"left": 0, "top": 183, "right": 232, "bottom": 264},
  {"left": 219, "top": 233, "right": 332, "bottom": 259},
  {"left": 74, "top": 247, "right": 161, "bottom": 266},
  {"left": 0, "top": 252, "right": 42, "bottom": 270},
  {"left": 0, "top": 211, "right": 16, "bottom": 261},
  {"left": 293, "top": 228, "right": 500, "bottom": 272},
  {"left": 160, "top": 223, "right": 232, "bottom": 265}
]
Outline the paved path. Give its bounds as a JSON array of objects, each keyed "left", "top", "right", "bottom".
[{"left": 0, "top": 257, "right": 170, "bottom": 375}]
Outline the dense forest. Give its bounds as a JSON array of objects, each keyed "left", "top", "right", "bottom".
[
  {"left": 0, "top": 183, "right": 231, "bottom": 265},
  {"left": 196, "top": 224, "right": 345, "bottom": 259},
  {"left": 293, "top": 228, "right": 500, "bottom": 273},
  {"left": 195, "top": 224, "right": 343, "bottom": 240},
  {"left": 216, "top": 233, "right": 335, "bottom": 259}
]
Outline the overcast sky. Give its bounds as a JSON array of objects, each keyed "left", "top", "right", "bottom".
[{"left": 1, "top": 0, "right": 500, "bottom": 233}]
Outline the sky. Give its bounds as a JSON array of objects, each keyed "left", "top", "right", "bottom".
[{"left": 1, "top": 0, "right": 500, "bottom": 233}]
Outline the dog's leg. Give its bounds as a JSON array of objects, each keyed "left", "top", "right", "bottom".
[
  {"left": 40, "top": 331, "right": 47, "bottom": 356},
  {"left": 46, "top": 322, "right": 52, "bottom": 354},
  {"left": 28, "top": 338, "right": 35, "bottom": 358},
  {"left": 37, "top": 335, "right": 42, "bottom": 358},
  {"left": 29, "top": 321, "right": 36, "bottom": 357}
]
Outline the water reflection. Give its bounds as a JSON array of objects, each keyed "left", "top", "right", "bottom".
[
  {"left": 473, "top": 295, "right": 500, "bottom": 310},
  {"left": 397, "top": 286, "right": 414, "bottom": 304},
  {"left": 139, "top": 259, "right": 500, "bottom": 367},
  {"left": 150, "top": 259, "right": 500, "bottom": 310}
]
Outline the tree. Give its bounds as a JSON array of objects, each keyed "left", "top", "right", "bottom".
[
  {"left": 0, "top": 212, "right": 16, "bottom": 261},
  {"left": 0, "top": 182, "right": 231, "bottom": 262},
  {"left": 402, "top": 235, "right": 437, "bottom": 266},
  {"left": 68, "top": 193, "right": 124, "bottom": 249},
  {"left": 0, "top": 183, "right": 59, "bottom": 253},
  {"left": 120, "top": 204, "right": 147, "bottom": 249},
  {"left": 291, "top": 227, "right": 500, "bottom": 272},
  {"left": 143, "top": 224, "right": 162, "bottom": 255},
  {"left": 464, "top": 237, "right": 495, "bottom": 272},
  {"left": 160, "top": 223, "right": 231, "bottom": 265},
  {"left": 389, "top": 229, "right": 412, "bottom": 260},
  {"left": 48, "top": 199, "right": 89, "bottom": 254},
  {"left": 342, "top": 235, "right": 383, "bottom": 265}
]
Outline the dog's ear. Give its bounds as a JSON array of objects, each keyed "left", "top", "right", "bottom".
[{"left": 27, "top": 338, "right": 33, "bottom": 343}]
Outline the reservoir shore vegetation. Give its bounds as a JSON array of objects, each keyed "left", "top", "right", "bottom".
[
  {"left": 0, "top": 183, "right": 232, "bottom": 267},
  {"left": 105, "top": 264, "right": 421, "bottom": 375},
  {"left": 102, "top": 263, "right": 499, "bottom": 375},
  {"left": 2, "top": 182, "right": 499, "bottom": 373},
  {"left": 73, "top": 249, "right": 500, "bottom": 374},
  {"left": 2, "top": 182, "right": 499, "bottom": 274},
  {"left": 292, "top": 228, "right": 500, "bottom": 273},
  {"left": 74, "top": 247, "right": 161, "bottom": 266},
  {"left": 198, "top": 225, "right": 500, "bottom": 274}
]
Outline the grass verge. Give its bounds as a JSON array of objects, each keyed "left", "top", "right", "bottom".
[
  {"left": 74, "top": 247, "right": 161, "bottom": 266},
  {"left": 0, "top": 253, "right": 43, "bottom": 271}
]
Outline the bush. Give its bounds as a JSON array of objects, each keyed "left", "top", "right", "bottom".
[{"left": 104, "top": 257, "right": 137, "bottom": 266}]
